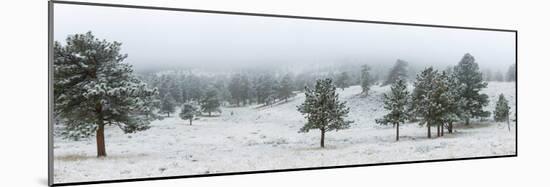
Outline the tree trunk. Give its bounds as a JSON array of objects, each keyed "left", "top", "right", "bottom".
[
  {"left": 95, "top": 103, "right": 107, "bottom": 157},
  {"left": 167, "top": 112, "right": 170, "bottom": 117},
  {"left": 209, "top": 111, "right": 212, "bottom": 116},
  {"left": 448, "top": 122, "right": 453, "bottom": 134},
  {"left": 465, "top": 118, "right": 470, "bottom": 126},
  {"left": 437, "top": 125, "right": 440, "bottom": 137},
  {"left": 396, "top": 123, "right": 399, "bottom": 141},
  {"left": 96, "top": 123, "right": 106, "bottom": 157},
  {"left": 427, "top": 123, "right": 431, "bottom": 138},
  {"left": 189, "top": 118, "right": 192, "bottom": 126},
  {"left": 320, "top": 129, "right": 325, "bottom": 148}
]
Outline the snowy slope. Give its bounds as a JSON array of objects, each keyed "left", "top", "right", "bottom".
[{"left": 53, "top": 82, "right": 516, "bottom": 183}]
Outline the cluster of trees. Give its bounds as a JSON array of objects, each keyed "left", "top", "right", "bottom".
[{"left": 376, "top": 53, "right": 512, "bottom": 141}]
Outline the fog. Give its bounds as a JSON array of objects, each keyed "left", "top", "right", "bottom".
[{"left": 54, "top": 4, "right": 515, "bottom": 73}]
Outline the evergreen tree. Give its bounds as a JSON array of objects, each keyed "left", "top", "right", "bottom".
[
  {"left": 411, "top": 67, "right": 447, "bottom": 138},
  {"left": 201, "top": 88, "right": 221, "bottom": 116},
  {"left": 453, "top": 53, "right": 490, "bottom": 125},
  {"left": 383, "top": 59, "right": 408, "bottom": 86},
  {"left": 179, "top": 102, "right": 199, "bottom": 125},
  {"left": 360, "top": 65, "right": 373, "bottom": 95},
  {"left": 278, "top": 73, "right": 294, "bottom": 102},
  {"left": 494, "top": 94, "right": 511, "bottom": 131},
  {"left": 440, "top": 71, "right": 464, "bottom": 134},
  {"left": 53, "top": 32, "right": 159, "bottom": 157},
  {"left": 375, "top": 78, "right": 409, "bottom": 141},
  {"left": 335, "top": 71, "right": 350, "bottom": 90},
  {"left": 506, "top": 64, "right": 516, "bottom": 82},
  {"left": 297, "top": 78, "right": 353, "bottom": 148},
  {"left": 160, "top": 92, "right": 176, "bottom": 117}
]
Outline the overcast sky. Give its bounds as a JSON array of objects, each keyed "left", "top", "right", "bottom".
[{"left": 54, "top": 4, "right": 515, "bottom": 73}]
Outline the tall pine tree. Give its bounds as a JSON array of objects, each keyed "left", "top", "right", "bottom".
[
  {"left": 375, "top": 78, "right": 409, "bottom": 141},
  {"left": 440, "top": 71, "right": 464, "bottom": 134},
  {"left": 411, "top": 67, "right": 447, "bottom": 138},
  {"left": 54, "top": 32, "right": 159, "bottom": 157},
  {"left": 453, "top": 53, "right": 490, "bottom": 125},
  {"left": 297, "top": 78, "right": 353, "bottom": 148}
]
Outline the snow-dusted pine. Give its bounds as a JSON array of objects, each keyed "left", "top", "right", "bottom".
[{"left": 54, "top": 32, "right": 159, "bottom": 157}]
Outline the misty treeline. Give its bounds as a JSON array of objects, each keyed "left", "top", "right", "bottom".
[
  {"left": 140, "top": 70, "right": 297, "bottom": 111},
  {"left": 482, "top": 64, "right": 516, "bottom": 82}
]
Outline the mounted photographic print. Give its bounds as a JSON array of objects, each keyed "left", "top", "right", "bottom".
[{"left": 49, "top": 1, "right": 517, "bottom": 186}]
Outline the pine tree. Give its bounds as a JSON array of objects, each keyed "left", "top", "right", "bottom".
[
  {"left": 179, "top": 102, "right": 199, "bottom": 125},
  {"left": 383, "top": 59, "right": 408, "bottom": 86},
  {"left": 160, "top": 92, "right": 176, "bottom": 117},
  {"left": 297, "top": 78, "right": 353, "bottom": 148},
  {"left": 494, "top": 94, "right": 511, "bottom": 131},
  {"left": 375, "top": 78, "right": 409, "bottom": 141},
  {"left": 453, "top": 53, "right": 490, "bottom": 125},
  {"left": 335, "top": 72, "right": 350, "bottom": 90},
  {"left": 411, "top": 67, "right": 448, "bottom": 138},
  {"left": 53, "top": 32, "right": 159, "bottom": 157},
  {"left": 360, "top": 65, "right": 372, "bottom": 95},
  {"left": 278, "top": 73, "right": 294, "bottom": 102},
  {"left": 506, "top": 64, "right": 516, "bottom": 82},
  {"left": 440, "top": 71, "right": 464, "bottom": 134},
  {"left": 201, "top": 88, "right": 221, "bottom": 116}
]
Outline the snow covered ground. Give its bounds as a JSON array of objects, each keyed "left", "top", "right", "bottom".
[{"left": 53, "top": 82, "right": 516, "bottom": 183}]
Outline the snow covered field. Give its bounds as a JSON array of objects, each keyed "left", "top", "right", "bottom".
[{"left": 53, "top": 82, "right": 516, "bottom": 183}]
